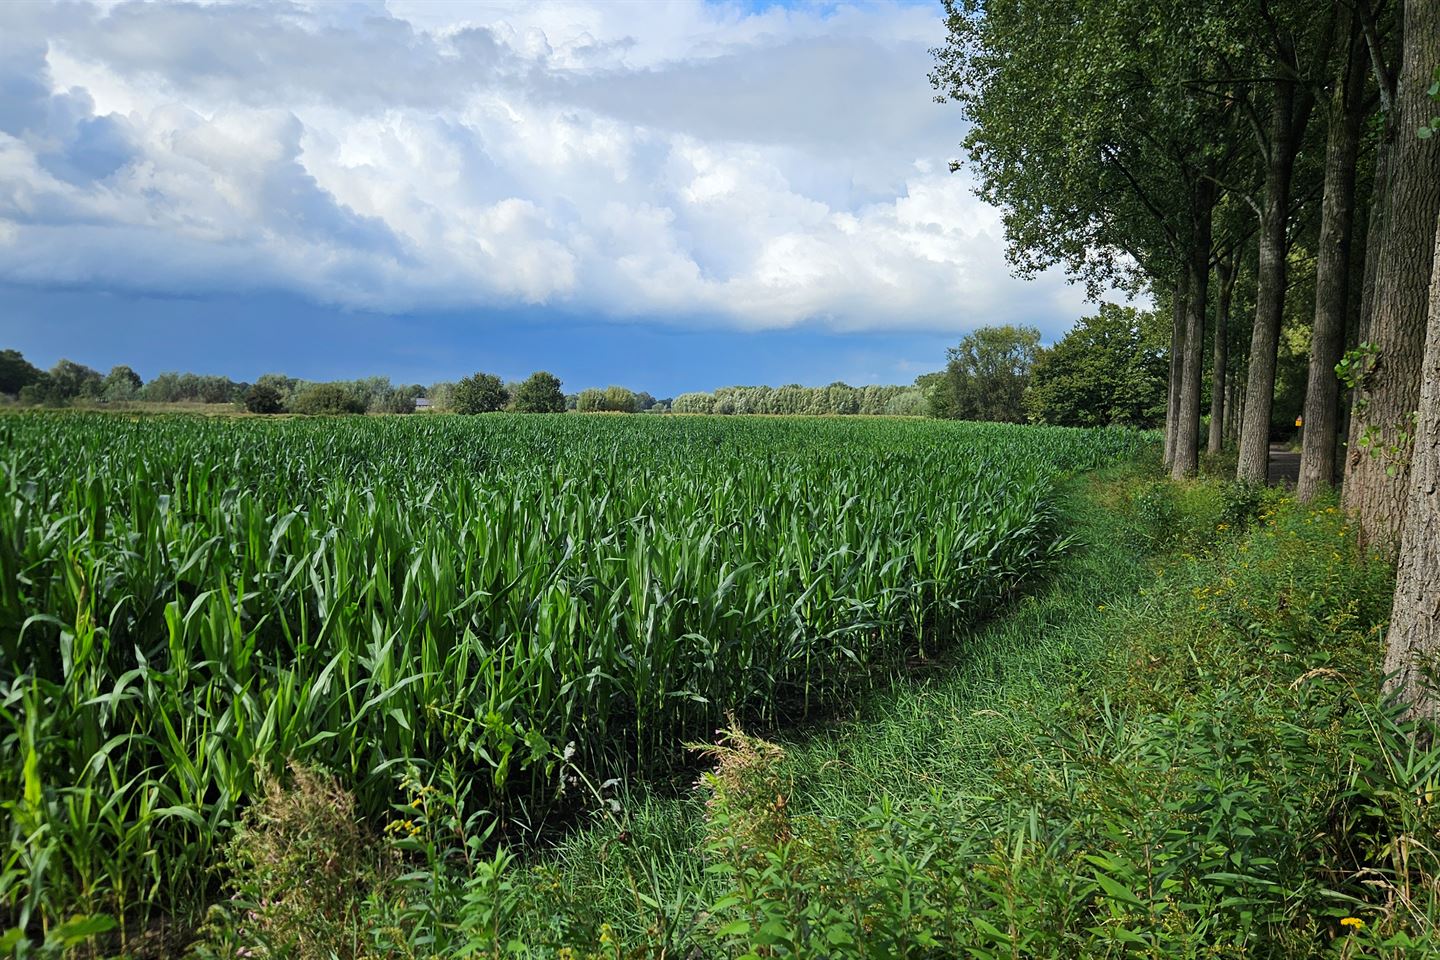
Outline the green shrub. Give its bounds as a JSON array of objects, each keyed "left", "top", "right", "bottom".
[
  {"left": 289, "top": 383, "right": 365, "bottom": 415},
  {"left": 201, "top": 765, "right": 390, "bottom": 960},
  {"left": 243, "top": 383, "right": 285, "bottom": 414}
]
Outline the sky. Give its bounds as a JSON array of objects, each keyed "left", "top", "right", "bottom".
[{"left": 0, "top": 0, "right": 1105, "bottom": 396}]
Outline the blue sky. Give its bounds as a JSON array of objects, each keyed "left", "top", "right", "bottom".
[{"left": 0, "top": 0, "right": 1102, "bottom": 394}]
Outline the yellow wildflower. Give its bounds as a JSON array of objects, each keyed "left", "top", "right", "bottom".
[{"left": 1340, "top": 916, "right": 1365, "bottom": 930}]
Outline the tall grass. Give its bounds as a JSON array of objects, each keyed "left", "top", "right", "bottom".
[{"left": 0, "top": 413, "right": 1149, "bottom": 937}]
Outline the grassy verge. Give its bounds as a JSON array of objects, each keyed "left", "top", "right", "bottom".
[{"left": 182, "top": 461, "right": 1440, "bottom": 960}]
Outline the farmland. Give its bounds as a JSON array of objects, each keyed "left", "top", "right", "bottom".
[{"left": 0, "top": 413, "right": 1147, "bottom": 937}]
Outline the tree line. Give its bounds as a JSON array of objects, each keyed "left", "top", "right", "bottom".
[
  {"left": 932, "top": 0, "right": 1440, "bottom": 716},
  {"left": 670, "top": 382, "right": 929, "bottom": 416},
  {"left": 3, "top": 326, "right": 1174, "bottom": 423}
]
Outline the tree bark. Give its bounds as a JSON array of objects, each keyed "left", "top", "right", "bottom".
[
  {"left": 1238, "top": 70, "right": 1308, "bottom": 483},
  {"left": 1164, "top": 270, "right": 1189, "bottom": 470},
  {"left": 1209, "top": 257, "right": 1238, "bottom": 455},
  {"left": 1299, "top": 8, "right": 1368, "bottom": 501},
  {"left": 1174, "top": 181, "right": 1216, "bottom": 478},
  {"left": 1342, "top": 0, "right": 1440, "bottom": 549},
  {"left": 1383, "top": 215, "right": 1440, "bottom": 723}
]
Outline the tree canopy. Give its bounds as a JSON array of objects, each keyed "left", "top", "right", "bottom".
[
  {"left": 930, "top": 325, "right": 1040, "bottom": 423},
  {"left": 1027, "top": 304, "right": 1168, "bottom": 427},
  {"left": 510, "top": 371, "right": 566, "bottom": 414}
]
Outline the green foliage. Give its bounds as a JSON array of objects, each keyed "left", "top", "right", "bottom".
[
  {"left": 0, "top": 414, "right": 1150, "bottom": 939},
  {"left": 932, "top": 324, "right": 1040, "bottom": 422},
  {"left": 140, "top": 371, "right": 244, "bottom": 404},
  {"left": 1027, "top": 303, "right": 1168, "bottom": 427},
  {"left": 45, "top": 360, "right": 103, "bottom": 400},
  {"left": 670, "top": 391, "right": 716, "bottom": 414},
  {"left": 679, "top": 490, "right": 1414, "bottom": 960},
  {"left": 289, "top": 383, "right": 366, "bottom": 415},
  {"left": 1339, "top": 342, "right": 1417, "bottom": 475},
  {"left": 0, "top": 350, "right": 42, "bottom": 397},
  {"left": 100, "top": 365, "right": 143, "bottom": 401},
  {"left": 670, "top": 382, "right": 928, "bottom": 417},
  {"left": 371, "top": 386, "right": 422, "bottom": 415},
  {"left": 1417, "top": 65, "right": 1439, "bottom": 139},
  {"left": 452, "top": 372, "right": 509, "bottom": 414},
  {"left": 16, "top": 375, "right": 63, "bottom": 407},
  {"left": 201, "top": 764, "right": 390, "bottom": 960},
  {"left": 576, "top": 386, "right": 638, "bottom": 413},
  {"left": 510, "top": 371, "right": 565, "bottom": 413},
  {"left": 0, "top": 914, "right": 116, "bottom": 958},
  {"left": 242, "top": 383, "right": 285, "bottom": 415}
]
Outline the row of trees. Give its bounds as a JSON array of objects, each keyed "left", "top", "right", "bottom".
[
  {"left": 670, "top": 382, "right": 928, "bottom": 416},
  {"left": 3, "top": 337, "right": 1168, "bottom": 425},
  {"left": 441, "top": 371, "right": 567, "bottom": 414},
  {"left": 933, "top": 0, "right": 1440, "bottom": 714},
  {"left": 921, "top": 312, "right": 1169, "bottom": 428},
  {"left": 0, "top": 351, "right": 246, "bottom": 406}
]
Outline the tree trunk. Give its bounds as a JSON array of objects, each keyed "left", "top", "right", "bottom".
[
  {"left": 1383, "top": 215, "right": 1440, "bottom": 722},
  {"left": 1342, "top": 0, "right": 1440, "bottom": 549},
  {"left": 1174, "top": 181, "right": 1216, "bottom": 478},
  {"left": 1238, "top": 72, "right": 1307, "bottom": 483},
  {"left": 1355, "top": 133, "right": 1391, "bottom": 349},
  {"left": 1299, "top": 9, "right": 1367, "bottom": 501},
  {"left": 1164, "top": 270, "right": 1189, "bottom": 470},
  {"left": 1209, "top": 257, "right": 1238, "bottom": 454}
]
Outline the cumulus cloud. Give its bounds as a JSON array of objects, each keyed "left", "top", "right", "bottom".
[{"left": 0, "top": 0, "right": 1095, "bottom": 335}]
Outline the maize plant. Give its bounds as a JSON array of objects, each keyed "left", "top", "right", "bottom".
[{"left": 0, "top": 412, "right": 1150, "bottom": 938}]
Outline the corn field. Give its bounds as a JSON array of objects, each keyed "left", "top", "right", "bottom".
[{"left": 0, "top": 413, "right": 1148, "bottom": 936}]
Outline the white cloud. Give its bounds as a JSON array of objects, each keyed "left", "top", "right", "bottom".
[{"left": 0, "top": 0, "right": 1099, "bottom": 336}]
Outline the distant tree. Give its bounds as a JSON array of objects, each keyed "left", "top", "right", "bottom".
[
  {"left": 139, "top": 372, "right": 183, "bottom": 403},
  {"left": 196, "top": 375, "right": 240, "bottom": 404},
  {"left": 138, "top": 371, "right": 242, "bottom": 404},
  {"left": 255, "top": 373, "right": 300, "bottom": 404},
  {"left": 290, "top": 383, "right": 365, "bottom": 415},
  {"left": 605, "top": 385, "right": 638, "bottom": 412},
  {"left": 1026, "top": 304, "right": 1168, "bottom": 427},
  {"left": 18, "top": 374, "right": 63, "bottom": 406},
  {"left": 427, "top": 381, "right": 455, "bottom": 412},
  {"left": 936, "top": 325, "right": 1040, "bottom": 422},
  {"left": 452, "top": 372, "right": 508, "bottom": 414},
  {"left": 48, "top": 359, "right": 103, "bottom": 400},
  {"left": 671, "top": 392, "right": 715, "bottom": 414},
  {"left": 243, "top": 383, "right": 285, "bottom": 415},
  {"left": 371, "top": 384, "right": 423, "bottom": 414},
  {"left": 511, "top": 371, "right": 565, "bottom": 413},
  {"left": 0, "top": 349, "right": 42, "bottom": 396},
  {"left": 101, "top": 365, "right": 143, "bottom": 400},
  {"left": 578, "top": 386, "right": 642, "bottom": 413},
  {"left": 883, "top": 388, "right": 929, "bottom": 417},
  {"left": 634, "top": 391, "right": 656, "bottom": 411}
]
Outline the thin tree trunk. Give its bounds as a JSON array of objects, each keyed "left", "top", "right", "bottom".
[
  {"left": 1238, "top": 72, "right": 1307, "bottom": 483},
  {"left": 1209, "top": 257, "right": 1238, "bottom": 455},
  {"left": 1174, "top": 181, "right": 1216, "bottom": 478},
  {"left": 1342, "top": 0, "right": 1440, "bottom": 549},
  {"left": 1383, "top": 215, "right": 1440, "bottom": 722},
  {"left": 1164, "top": 270, "right": 1189, "bottom": 469},
  {"left": 1300, "top": 8, "right": 1367, "bottom": 501}
]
